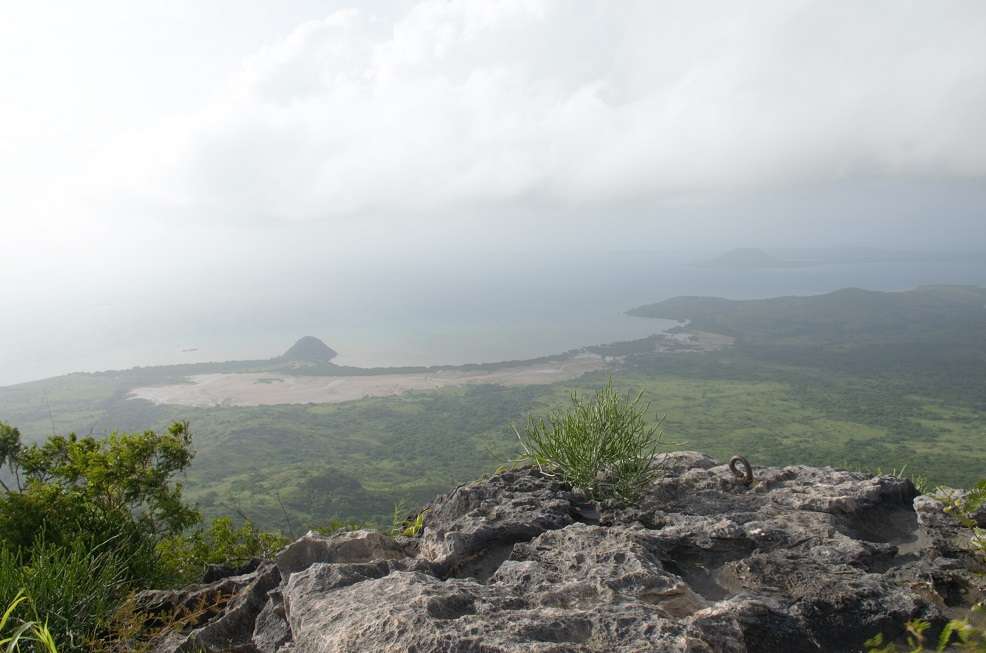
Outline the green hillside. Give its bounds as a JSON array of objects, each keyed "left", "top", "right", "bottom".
[
  {"left": 628, "top": 285, "right": 986, "bottom": 346},
  {"left": 2, "top": 285, "right": 985, "bottom": 532}
]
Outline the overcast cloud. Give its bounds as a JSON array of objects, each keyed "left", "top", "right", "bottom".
[
  {"left": 2, "top": 0, "right": 986, "bottom": 384},
  {"left": 186, "top": 1, "right": 985, "bottom": 218},
  {"left": 4, "top": 1, "right": 986, "bottom": 238},
  {"left": 82, "top": 2, "right": 986, "bottom": 219}
]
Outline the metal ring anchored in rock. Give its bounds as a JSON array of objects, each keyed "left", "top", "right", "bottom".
[{"left": 729, "top": 455, "right": 753, "bottom": 486}]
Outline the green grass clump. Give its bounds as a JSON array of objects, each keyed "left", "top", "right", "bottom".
[
  {"left": 0, "top": 591, "right": 58, "bottom": 652},
  {"left": 515, "top": 381, "right": 664, "bottom": 502},
  {"left": 866, "top": 616, "right": 986, "bottom": 652},
  {"left": 0, "top": 539, "right": 127, "bottom": 651}
]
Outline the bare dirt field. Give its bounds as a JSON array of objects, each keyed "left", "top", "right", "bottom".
[
  {"left": 128, "top": 354, "right": 611, "bottom": 407},
  {"left": 654, "top": 330, "right": 735, "bottom": 352}
]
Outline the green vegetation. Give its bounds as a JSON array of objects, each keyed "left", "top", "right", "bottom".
[
  {"left": 515, "top": 381, "right": 664, "bottom": 502},
  {"left": 0, "top": 421, "right": 190, "bottom": 649},
  {"left": 1, "top": 281, "right": 985, "bottom": 647},
  {"left": 397, "top": 508, "right": 428, "bottom": 538},
  {"left": 156, "top": 516, "right": 288, "bottom": 586},
  {"left": 1, "top": 285, "right": 985, "bottom": 531},
  {"left": 0, "top": 388, "right": 666, "bottom": 649},
  {"left": 867, "top": 618, "right": 986, "bottom": 652},
  {"left": 0, "top": 421, "right": 198, "bottom": 586},
  {"left": 0, "top": 540, "right": 122, "bottom": 650},
  {"left": 628, "top": 285, "right": 986, "bottom": 347},
  {"left": 620, "top": 285, "right": 986, "bottom": 485},
  {"left": 0, "top": 592, "right": 58, "bottom": 653},
  {"left": 0, "top": 421, "right": 287, "bottom": 651}
]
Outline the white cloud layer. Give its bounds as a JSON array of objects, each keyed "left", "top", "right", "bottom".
[
  {"left": 89, "top": 0, "right": 986, "bottom": 223},
  {"left": 2, "top": 0, "right": 986, "bottom": 386}
]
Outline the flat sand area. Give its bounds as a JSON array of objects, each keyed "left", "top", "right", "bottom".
[
  {"left": 655, "top": 330, "right": 735, "bottom": 352},
  {"left": 129, "top": 354, "right": 610, "bottom": 407}
]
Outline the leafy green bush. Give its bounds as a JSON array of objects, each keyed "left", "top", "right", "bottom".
[
  {"left": 0, "top": 421, "right": 199, "bottom": 589},
  {"left": 514, "top": 381, "right": 665, "bottom": 502},
  {"left": 156, "top": 517, "right": 288, "bottom": 586},
  {"left": 0, "top": 420, "right": 245, "bottom": 649}
]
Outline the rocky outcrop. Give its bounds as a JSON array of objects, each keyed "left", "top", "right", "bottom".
[
  {"left": 278, "top": 336, "right": 338, "bottom": 363},
  {"left": 140, "top": 453, "right": 986, "bottom": 652}
]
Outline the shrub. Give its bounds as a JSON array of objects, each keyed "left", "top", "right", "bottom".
[
  {"left": 515, "top": 381, "right": 665, "bottom": 502},
  {"left": 0, "top": 421, "right": 206, "bottom": 649},
  {"left": 156, "top": 517, "right": 288, "bottom": 586},
  {"left": 0, "top": 421, "right": 199, "bottom": 589}
]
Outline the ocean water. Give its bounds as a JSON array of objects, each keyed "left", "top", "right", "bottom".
[{"left": 5, "top": 252, "right": 986, "bottom": 386}]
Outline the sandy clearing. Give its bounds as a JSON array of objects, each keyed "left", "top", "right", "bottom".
[
  {"left": 128, "top": 354, "right": 611, "bottom": 407},
  {"left": 654, "top": 330, "right": 735, "bottom": 352}
]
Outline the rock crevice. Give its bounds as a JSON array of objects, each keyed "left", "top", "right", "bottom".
[{"left": 143, "top": 453, "right": 985, "bottom": 652}]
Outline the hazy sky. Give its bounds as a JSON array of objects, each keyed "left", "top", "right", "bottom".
[{"left": 2, "top": 0, "right": 986, "bottom": 384}]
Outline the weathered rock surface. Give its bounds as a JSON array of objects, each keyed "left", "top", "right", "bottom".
[
  {"left": 141, "top": 453, "right": 986, "bottom": 652},
  {"left": 275, "top": 529, "right": 408, "bottom": 577}
]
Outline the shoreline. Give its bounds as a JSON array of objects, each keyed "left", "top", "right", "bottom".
[
  {"left": 127, "top": 329, "right": 733, "bottom": 408},
  {"left": 128, "top": 352, "right": 615, "bottom": 407}
]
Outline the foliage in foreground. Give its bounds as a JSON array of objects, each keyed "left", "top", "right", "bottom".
[
  {"left": 0, "top": 420, "right": 198, "bottom": 584},
  {"left": 0, "top": 539, "right": 126, "bottom": 650},
  {"left": 0, "top": 420, "right": 202, "bottom": 650},
  {"left": 867, "top": 616, "right": 986, "bottom": 652},
  {"left": 515, "top": 380, "right": 664, "bottom": 502},
  {"left": 0, "top": 420, "right": 289, "bottom": 651},
  {"left": 0, "top": 591, "right": 58, "bottom": 653},
  {"left": 156, "top": 516, "right": 289, "bottom": 586}
]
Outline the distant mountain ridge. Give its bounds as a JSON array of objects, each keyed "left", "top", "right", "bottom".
[{"left": 695, "top": 247, "right": 983, "bottom": 269}]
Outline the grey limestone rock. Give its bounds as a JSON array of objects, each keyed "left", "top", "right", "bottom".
[
  {"left": 142, "top": 452, "right": 986, "bottom": 652},
  {"left": 275, "top": 528, "right": 407, "bottom": 577}
]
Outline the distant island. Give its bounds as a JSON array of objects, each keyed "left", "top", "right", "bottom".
[
  {"left": 696, "top": 246, "right": 983, "bottom": 269},
  {"left": 695, "top": 248, "right": 810, "bottom": 269},
  {"left": 277, "top": 336, "right": 338, "bottom": 363}
]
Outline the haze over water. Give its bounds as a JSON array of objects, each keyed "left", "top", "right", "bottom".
[
  {"left": 6, "top": 251, "right": 985, "bottom": 387},
  {"left": 4, "top": 2, "right": 986, "bottom": 388}
]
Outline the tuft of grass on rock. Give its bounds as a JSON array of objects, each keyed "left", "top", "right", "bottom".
[{"left": 514, "top": 380, "right": 665, "bottom": 503}]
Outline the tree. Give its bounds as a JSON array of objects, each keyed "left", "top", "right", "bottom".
[
  {"left": 0, "top": 422, "right": 22, "bottom": 492},
  {"left": 0, "top": 421, "right": 199, "bottom": 581}
]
